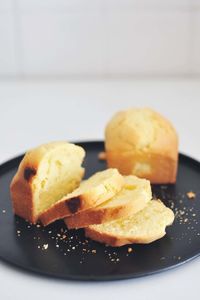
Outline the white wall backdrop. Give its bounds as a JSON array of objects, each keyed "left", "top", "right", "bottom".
[{"left": 0, "top": 0, "right": 200, "bottom": 77}]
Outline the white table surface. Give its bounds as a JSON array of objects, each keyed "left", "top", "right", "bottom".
[{"left": 0, "top": 78, "right": 200, "bottom": 300}]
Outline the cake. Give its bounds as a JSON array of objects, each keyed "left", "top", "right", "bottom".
[
  {"left": 10, "top": 141, "right": 85, "bottom": 223},
  {"left": 105, "top": 108, "right": 178, "bottom": 183},
  {"left": 85, "top": 200, "right": 174, "bottom": 247},
  {"left": 65, "top": 175, "right": 152, "bottom": 229},
  {"left": 40, "top": 168, "right": 124, "bottom": 226}
]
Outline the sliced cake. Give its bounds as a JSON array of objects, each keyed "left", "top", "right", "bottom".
[
  {"left": 85, "top": 200, "right": 174, "bottom": 247},
  {"left": 65, "top": 175, "right": 152, "bottom": 229},
  {"left": 40, "top": 168, "right": 124, "bottom": 226}
]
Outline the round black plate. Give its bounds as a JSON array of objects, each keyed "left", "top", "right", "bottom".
[{"left": 0, "top": 141, "right": 200, "bottom": 281}]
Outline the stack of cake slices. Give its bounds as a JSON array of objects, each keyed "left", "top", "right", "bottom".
[{"left": 11, "top": 141, "right": 174, "bottom": 247}]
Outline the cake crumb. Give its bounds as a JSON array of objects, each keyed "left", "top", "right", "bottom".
[
  {"left": 43, "top": 244, "right": 48, "bottom": 250},
  {"left": 92, "top": 249, "right": 96, "bottom": 254},
  {"left": 128, "top": 247, "right": 133, "bottom": 253},
  {"left": 187, "top": 191, "right": 196, "bottom": 199},
  {"left": 98, "top": 151, "right": 106, "bottom": 160}
]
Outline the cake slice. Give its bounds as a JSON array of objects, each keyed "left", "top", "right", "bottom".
[
  {"left": 85, "top": 200, "right": 174, "bottom": 247},
  {"left": 10, "top": 141, "right": 85, "bottom": 224},
  {"left": 65, "top": 175, "right": 152, "bottom": 229},
  {"left": 40, "top": 168, "right": 124, "bottom": 226}
]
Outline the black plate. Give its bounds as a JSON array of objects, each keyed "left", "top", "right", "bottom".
[{"left": 0, "top": 141, "right": 200, "bottom": 281}]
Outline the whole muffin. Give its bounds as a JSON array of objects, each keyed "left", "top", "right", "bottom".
[{"left": 105, "top": 108, "right": 178, "bottom": 184}]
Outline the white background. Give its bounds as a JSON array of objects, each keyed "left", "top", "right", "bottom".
[
  {"left": 1, "top": 0, "right": 200, "bottom": 77},
  {"left": 0, "top": 79, "right": 200, "bottom": 299}
]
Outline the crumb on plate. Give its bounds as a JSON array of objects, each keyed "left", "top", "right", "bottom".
[
  {"left": 43, "top": 244, "right": 48, "bottom": 250},
  {"left": 187, "top": 191, "right": 196, "bottom": 199},
  {"left": 98, "top": 152, "right": 106, "bottom": 160}
]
